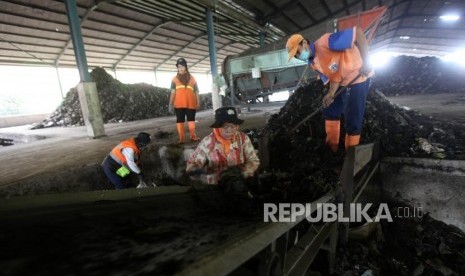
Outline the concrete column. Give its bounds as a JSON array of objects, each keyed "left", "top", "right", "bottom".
[
  {"left": 64, "top": 0, "right": 105, "bottom": 138},
  {"left": 77, "top": 82, "right": 105, "bottom": 138},
  {"left": 55, "top": 66, "right": 64, "bottom": 98},
  {"left": 259, "top": 31, "right": 265, "bottom": 47},
  {"left": 229, "top": 72, "right": 234, "bottom": 105},
  {"left": 206, "top": 7, "right": 222, "bottom": 111}
]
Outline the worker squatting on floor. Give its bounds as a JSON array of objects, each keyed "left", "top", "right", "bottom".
[
  {"left": 169, "top": 58, "right": 201, "bottom": 144},
  {"left": 186, "top": 106, "right": 260, "bottom": 193},
  {"left": 286, "top": 26, "right": 373, "bottom": 152},
  {"left": 101, "top": 132, "right": 151, "bottom": 189}
]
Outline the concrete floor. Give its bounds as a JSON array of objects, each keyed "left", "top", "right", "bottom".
[
  {"left": 0, "top": 104, "right": 282, "bottom": 191},
  {"left": 387, "top": 93, "right": 465, "bottom": 124},
  {"left": 0, "top": 92, "right": 463, "bottom": 194}
]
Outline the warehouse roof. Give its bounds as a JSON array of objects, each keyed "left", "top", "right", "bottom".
[{"left": 0, "top": 0, "right": 464, "bottom": 73}]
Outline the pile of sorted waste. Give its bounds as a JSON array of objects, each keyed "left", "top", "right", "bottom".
[
  {"left": 372, "top": 56, "right": 465, "bottom": 96},
  {"left": 363, "top": 91, "right": 465, "bottom": 159},
  {"left": 262, "top": 81, "right": 465, "bottom": 161},
  {"left": 259, "top": 81, "right": 339, "bottom": 201},
  {"left": 31, "top": 68, "right": 227, "bottom": 129}
]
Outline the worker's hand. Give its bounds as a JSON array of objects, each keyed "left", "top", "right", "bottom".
[
  {"left": 220, "top": 166, "right": 243, "bottom": 181},
  {"left": 168, "top": 104, "right": 174, "bottom": 114},
  {"left": 360, "top": 62, "right": 372, "bottom": 77},
  {"left": 137, "top": 173, "right": 147, "bottom": 188},
  {"left": 137, "top": 181, "right": 148, "bottom": 189},
  {"left": 219, "top": 166, "right": 244, "bottom": 191},
  {"left": 186, "top": 168, "right": 206, "bottom": 177},
  {"left": 322, "top": 93, "right": 335, "bottom": 108}
]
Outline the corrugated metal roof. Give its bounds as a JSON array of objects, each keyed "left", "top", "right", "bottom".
[{"left": 0, "top": 0, "right": 464, "bottom": 73}]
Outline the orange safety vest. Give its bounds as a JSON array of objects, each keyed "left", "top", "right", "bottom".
[
  {"left": 311, "top": 28, "right": 369, "bottom": 86},
  {"left": 172, "top": 76, "right": 198, "bottom": 109},
  {"left": 109, "top": 138, "right": 140, "bottom": 166}
]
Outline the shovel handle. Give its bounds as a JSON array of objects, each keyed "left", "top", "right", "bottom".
[{"left": 290, "top": 73, "right": 363, "bottom": 133}]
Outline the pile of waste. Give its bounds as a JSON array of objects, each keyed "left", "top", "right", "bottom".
[
  {"left": 372, "top": 56, "right": 465, "bottom": 96},
  {"left": 259, "top": 81, "right": 338, "bottom": 201},
  {"left": 259, "top": 56, "right": 465, "bottom": 275},
  {"left": 262, "top": 81, "right": 465, "bottom": 160},
  {"left": 31, "top": 68, "right": 226, "bottom": 129},
  {"left": 363, "top": 91, "right": 465, "bottom": 159},
  {"left": 245, "top": 54, "right": 465, "bottom": 200}
]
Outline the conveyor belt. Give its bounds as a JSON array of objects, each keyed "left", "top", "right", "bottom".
[
  {"left": 0, "top": 187, "right": 265, "bottom": 276},
  {"left": 0, "top": 143, "right": 380, "bottom": 276}
]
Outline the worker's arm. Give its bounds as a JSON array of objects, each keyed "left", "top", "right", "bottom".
[
  {"left": 354, "top": 26, "right": 371, "bottom": 75},
  {"left": 121, "top": 148, "right": 141, "bottom": 174},
  {"left": 169, "top": 89, "right": 175, "bottom": 105},
  {"left": 169, "top": 80, "right": 176, "bottom": 106},
  {"left": 241, "top": 135, "right": 260, "bottom": 178},
  {"left": 186, "top": 140, "right": 208, "bottom": 173},
  {"left": 328, "top": 27, "right": 371, "bottom": 76},
  {"left": 169, "top": 81, "right": 176, "bottom": 113},
  {"left": 194, "top": 83, "right": 200, "bottom": 110},
  {"left": 322, "top": 81, "right": 341, "bottom": 108}
]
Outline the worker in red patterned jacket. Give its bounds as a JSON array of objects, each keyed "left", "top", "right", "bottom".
[
  {"left": 101, "top": 132, "right": 151, "bottom": 189},
  {"left": 286, "top": 26, "right": 373, "bottom": 152},
  {"left": 186, "top": 106, "right": 260, "bottom": 187}
]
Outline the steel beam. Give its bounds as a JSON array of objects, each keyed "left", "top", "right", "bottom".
[
  {"left": 194, "top": 0, "right": 267, "bottom": 33},
  {"left": 113, "top": 21, "right": 168, "bottom": 68},
  {"left": 64, "top": 0, "right": 91, "bottom": 81},
  {"left": 56, "top": 2, "right": 98, "bottom": 67}
]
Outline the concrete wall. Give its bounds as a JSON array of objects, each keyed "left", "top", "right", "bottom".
[
  {"left": 381, "top": 157, "right": 465, "bottom": 232},
  {"left": 0, "top": 114, "right": 49, "bottom": 128}
]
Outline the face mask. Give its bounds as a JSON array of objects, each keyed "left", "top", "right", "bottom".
[{"left": 297, "top": 49, "right": 310, "bottom": 61}]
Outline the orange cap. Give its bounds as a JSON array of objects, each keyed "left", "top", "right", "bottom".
[{"left": 286, "top": 34, "right": 304, "bottom": 61}]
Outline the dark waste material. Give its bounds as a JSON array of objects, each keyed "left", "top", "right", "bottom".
[
  {"left": 372, "top": 56, "right": 465, "bottom": 96},
  {"left": 262, "top": 76, "right": 465, "bottom": 160},
  {"left": 0, "top": 137, "right": 14, "bottom": 146},
  {"left": 31, "top": 68, "right": 231, "bottom": 129},
  {"left": 0, "top": 192, "right": 262, "bottom": 276},
  {"left": 334, "top": 209, "right": 465, "bottom": 276}
]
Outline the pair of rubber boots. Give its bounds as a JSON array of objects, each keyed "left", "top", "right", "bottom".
[
  {"left": 325, "top": 120, "right": 361, "bottom": 152},
  {"left": 177, "top": 122, "right": 199, "bottom": 144}
]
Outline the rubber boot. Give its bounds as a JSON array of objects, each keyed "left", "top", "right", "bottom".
[
  {"left": 345, "top": 134, "right": 361, "bottom": 150},
  {"left": 325, "top": 120, "right": 340, "bottom": 153},
  {"left": 188, "top": 121, "right": 200, "bottom": 141},
  {"left": 176, "top": 123, "right": 185, "bottom": 144}
]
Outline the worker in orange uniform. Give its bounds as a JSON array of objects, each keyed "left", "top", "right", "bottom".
[
  {"left": 186, "top": 106, "right": 260, "bottom": 187},
  {"left": 169, "top": 58, "right": 201, "bottom": 144},
  {"left": 101, "top": 132, "right": 151, "bottom": 189},
  {"left": 286, "top": 26, "right": 372, "bottom": 152}
]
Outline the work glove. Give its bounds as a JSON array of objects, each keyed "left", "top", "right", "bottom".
[
  {"left": 137, "top": 173, "right": 148, "bottom": 189},
  {"left": 168, "top": 104, "right": 174, "bottom": 114},
  {"left": 219, "top": 166, "right": 247, "bottom": 194}
]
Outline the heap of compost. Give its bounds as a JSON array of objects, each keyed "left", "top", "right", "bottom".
[
  {"left": 31, "top": 68, "right": 228, "bottom": 129},
  {"left": 263, "top": 79, "right": 465, "bottom": 160},
  {"left": 372, "top": 56, "right": 465, "bottom": 96}
]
